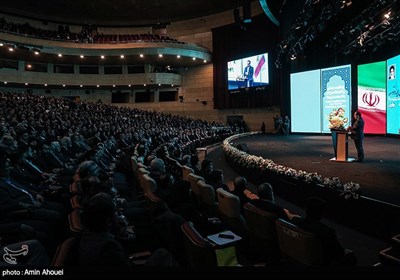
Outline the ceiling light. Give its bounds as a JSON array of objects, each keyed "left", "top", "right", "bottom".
[
  {"left": 100, "top": 55, "right": 105, "bottom": 59},
  {"left": 58, "top": 54, "right": 62, "bottom": 57},
  {"left": 177, "top": 55, "right": 181, "bottom": 58},
  {"left": 80, "top": 55, "right": 84, "bottom": 58},
  {"left": 158, "top": 54, "right": 163, "bottom": 57},
  {"left": 140, "top": 54, "right": 144, "bottom": 58},
  {"left": 120, "top": 55, "right": 125, "bottom": 59}
]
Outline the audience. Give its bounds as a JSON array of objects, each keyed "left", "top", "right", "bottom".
[{"left": 79, "top": 192, "right": 178, "bottom": 266}]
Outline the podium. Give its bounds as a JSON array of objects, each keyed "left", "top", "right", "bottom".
[{"left": 330, "top": 129, "right": 355, "bottom": 162}]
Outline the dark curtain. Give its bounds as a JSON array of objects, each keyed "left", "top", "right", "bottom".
[{"left": 212, "top": 13, "right": 281, "bottom": 109}]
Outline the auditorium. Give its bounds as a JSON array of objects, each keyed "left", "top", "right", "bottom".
[{"left": 0, "top": 0, "right": 399, "bottom": 276}]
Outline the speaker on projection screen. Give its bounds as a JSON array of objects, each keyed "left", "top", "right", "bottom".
[{"left": 236, "top": 143, "right": 249, "bottom": 153}]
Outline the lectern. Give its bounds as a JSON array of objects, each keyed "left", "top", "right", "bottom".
[{"left": 330, "top": 129, "right": 355, "bottom": 162}]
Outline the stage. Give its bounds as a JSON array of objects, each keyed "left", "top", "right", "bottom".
[{"left": 229, "top": 133, "right": 400, "bottom": 207}]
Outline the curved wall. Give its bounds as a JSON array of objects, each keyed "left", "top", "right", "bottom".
[{"left": 0, "top": 1, "right": 279, "bottom": 131}]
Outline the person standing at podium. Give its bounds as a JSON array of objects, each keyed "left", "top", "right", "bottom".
[{"left": 346, "top": 111, "right": 364, "bottom": 162}]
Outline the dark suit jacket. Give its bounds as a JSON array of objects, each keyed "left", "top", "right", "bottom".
[{"left": 350, "top": 117, "right": 364, "bottom": 140}]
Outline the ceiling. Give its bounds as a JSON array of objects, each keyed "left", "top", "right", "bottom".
[{"left": 0, "top": 0, "right": 257, "bottom": 27}]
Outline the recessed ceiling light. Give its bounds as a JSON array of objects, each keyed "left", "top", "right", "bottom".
[
  {"left": 120, "top": 55, "right": 125, "bottom": 59},
  {"left": 177, "top": 55, "right": 181, "bottom": 58},
  {"left": 158, "top": 54, "right": 163, "bottom": 57},
  {"left": 100, "top": 55, "right": 105, "bottom": 59},
  {"left": 80, "top": 55, "right": 84, "bottom": 58},
  {"left": 140, "top": 54, "right": 144, "bottom": 58},
  {"left": 58, "top": 54, "right": 62, "bottom": 57}
]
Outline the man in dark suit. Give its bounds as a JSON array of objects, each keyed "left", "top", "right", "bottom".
[
  {"left": 346, "top": 111, "right": 365, "bottom": 162},
  {"left": 243, "top": 60, "right": 254, "bottom": 87}
]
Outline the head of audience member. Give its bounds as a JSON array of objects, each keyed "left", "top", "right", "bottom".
[
  {"left": 76, "top": 160, "right": 100, "bottom": 181},
  {"left": 2, "top": 135, "right": 17, "bottom": 151},
  {"left": 145, "top": 154, "right": 156, "bottom": 166},
  {"left": 233, "top": 176, "right": 247, "bottom": 195},
  {"left": 50, "top": 141, "right": 61, "bottom": 153},
  {"left": 200, "top": 159, "right": 213, "bottom": 173},
  {"left": 80, "top": 176, "right": 103, "bottom": 201},
  {"left": 305, "top": 196, "right": 326, "bottom": 221},
  {"left": 81, "top": 192, "right": 117, "bottom": 233},
  {"left": 150, "top": 158, "right": 166, "bottom": 174},
  {"left": 207, "top": 169, "right": 224, "bottom": 184},
  {"left": 181, "top": 154, "right": 191, "bottom": 166},
  {"left": 257, "top": 182, "right": 275, "bottom": 202}
]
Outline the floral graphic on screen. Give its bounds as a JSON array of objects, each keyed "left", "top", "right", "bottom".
[{"left": 327, "top": 108, "right": 348, "bottom": 130}]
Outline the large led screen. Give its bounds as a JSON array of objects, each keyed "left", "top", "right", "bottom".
[
  {"left": 290, "top": 69, "right": 321, "bottom": 133},
  {"left": 357, "top": 61, "right": 386, "bottom": 134},
  {"left": 387, "top": 55, "right": 400, "bottom": 135},
  {"left": 227, "top": 53, "right": 269, "bottom": 91},
  {"left": 321, "top": 65, "right": 352, "bottom": 133}
]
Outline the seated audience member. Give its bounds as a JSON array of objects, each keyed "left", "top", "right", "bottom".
[
  {"left": 250, "top": 183, "right": 293, "bottom": 220},
  {"left": 190, "top": 154, "right": 200, "bottom": 174},
  {"left": 197, "top": 159, "right": 213, "bottom": 180},
  {"left": 79, "top": 192, "right": 178, "bottom": 266},
  {"left": 0, "top": 152, "right": 66, "bottom": 230},
  {"left": 148, "top": 158, "right": 174, "bottom": 202},
  {"left": 231, "top": 176, "right": 252, "bottom": 211},
  {"left": 291, "top": 197, "right": 357, "bottom": 266},
  {"left": 206, "top": 169, "right": 230, "bottom": 194},
  {"left": 180, "top": 154, "right": 191, "bottom": 167}
]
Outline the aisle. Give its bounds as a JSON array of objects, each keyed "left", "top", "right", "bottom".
[{"left": 203, "top": 144, "right": 389, "bottom": 266}]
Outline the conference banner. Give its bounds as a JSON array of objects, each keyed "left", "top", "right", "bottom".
[
  {"left": 321, "top": 65, "right": 352, "bottom": 133},
  {"left": 357, "top": 61, "right": 386, "bottom": 134}
]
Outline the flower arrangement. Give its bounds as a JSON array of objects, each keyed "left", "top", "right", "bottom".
[
  {"left": 323, "top": 176, "right": 341, "bottom": 189},
  {"left": 327, "top": 108, "right": 348, "bottom": 130},
  {"left": 341, "top": 182, "right": 361, "bottom": 199},
  {"left": 223, "top": 132, "right": 361, "bottom": 199}
]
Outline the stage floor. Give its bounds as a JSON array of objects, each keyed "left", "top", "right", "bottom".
[{"left": 230, "top": 133, "right": 400, "bottom": 206}]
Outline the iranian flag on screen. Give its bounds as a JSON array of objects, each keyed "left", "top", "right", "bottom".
[
  {"left": 357, "top": 86, "right": 386, "bottom": 134},
  {"left": 254, "top": 55, "right": 265, "bottom": 79}
]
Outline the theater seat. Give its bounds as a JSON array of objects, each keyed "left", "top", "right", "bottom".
[
  {"left": 216, "top": 188, "right": 246, "bottom": 236},
  {"left": 142, "top": 174, "right": 157, "bottom": 194},
  {"left": 275, "top": 218, "right": 324, "bottom": 266},
  {"left": 181, "top": 221, "right": 217, "bottom": 267},
  {"left": 187, "top": 173, "right": 205, "bottom": 208},
  {"left": 197, "top": 180, "right": 218, "bottom": 216},
  {"left": 182, "top": 165, "right": 194, "bottom": 181},
  {"left": 145, "top": 190, "right": 163, "bottom": 215},
  {"left": 243, "top": 203, "right": 281, "bottom": 263},
  {"left": 68, "top": 209, "right": 84, "bottom": 233},
  {"left": 51, "top": 237, "right": 80, "bottom": 266}
]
